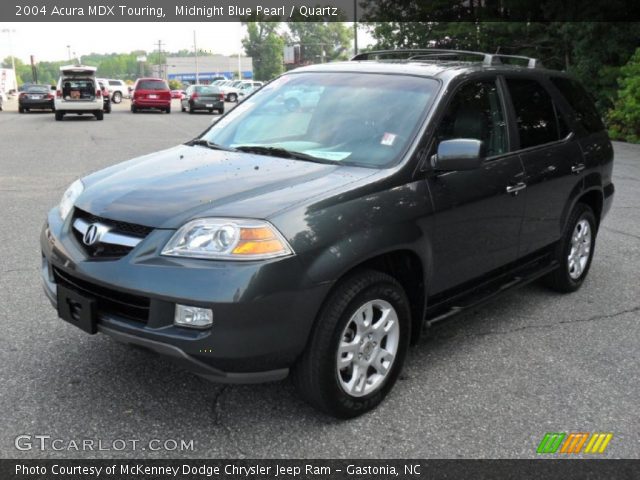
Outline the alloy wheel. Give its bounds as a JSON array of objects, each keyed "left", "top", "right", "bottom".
[
  {"left": 336, "top": 299, "right": 400, "bottom": 397},
  {"left": 568, "top": 218, "right": 592, "bottom": 279}
]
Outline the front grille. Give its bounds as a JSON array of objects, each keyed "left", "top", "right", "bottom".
[
  {"left": 53, "top": 266, "right": 150, "bottom": 324},
  {"left": 72, "top": 208, "right": 153, "bottom": 259},
  {"left": 74, "top": 208, "right": 153, "bottom": 237}
]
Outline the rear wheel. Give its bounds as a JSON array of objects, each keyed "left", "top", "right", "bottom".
[
  {"left": 218, "top": 108, "right": 224, "bottom": 115},
  {"left": 181, "top": 104, "right": 186, "bottom": 112},
  {"left": 95, "top": 110, "right": 104, "bottom": 121},
  {"left": 544, "top": 203, "right": 597, "bottom": 293},
  {"left": 165, "top": 106, "right": 171, "bottom": 114},
  {"left": 228, "top": 93, "right": 237, "bottom": 103},
  {"left": 112, "top": 91, "right": 122, "bottom": 103},
  {"left": 131, "top": 105, "right": 137, "bottom": 113},
  {"left": 293, "top": 270, "right": 411, "bottom": 418},
  {"left": 55, "top": 111, "right": 64, "bottom": 121},
  {"left": 104, "top": 103, "right": 111, "bottom": 114},
  {"left": 18, "top": 106, "right": 24, "bottom": 113}
]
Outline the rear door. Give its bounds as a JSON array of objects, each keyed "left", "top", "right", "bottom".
[
  {"left": 425, "top": 77, "right": 527, "bottom": 293},
  {"left": 503, "top": 77, "right": 582, "bottom": 256}
]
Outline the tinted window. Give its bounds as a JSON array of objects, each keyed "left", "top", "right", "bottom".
[
  {"left": 108, "top": 80, "right": 121, "bottom": 86},
  {"left": 196, "top": 86, "right": 219, "bottom": 95},
  {"left": 137, "top": 80, "right": 168, "bottom": 90},
  {"left": 26, "top": 85, "right": 50, "bottom": 93},
  {"left": 437, "top": 80, "right": 507, "bottom": 157},
  {"left": 507, "top": 79, "right": 563, "bottom": 148},
  {"left": 550, "top": 77, "right": 604, "bottom": 134}
]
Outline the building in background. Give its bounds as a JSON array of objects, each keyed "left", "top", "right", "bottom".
[{"left": 163, "top": 55, "right": 253, "bottom": 84}]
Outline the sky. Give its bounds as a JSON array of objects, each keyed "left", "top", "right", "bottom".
[{"left": 0, "top": 22, "right": 373, "bottom": 63}]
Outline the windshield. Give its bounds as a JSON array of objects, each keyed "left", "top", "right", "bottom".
[
  {"left": 26, "top": 85, "right": 50, "bottom": 93},
  {"left": 197, "top": 86, "right": 219, "bottom": 95},
  {"left": 202, "top": 72, "right": 438, "bottom": 168}
]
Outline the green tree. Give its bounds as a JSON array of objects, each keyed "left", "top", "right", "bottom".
[
  {"left": 242, "top": 22, "right": 285, "bottom": 80},
  {"left": 608, "top": 47, "right": 640, "bottom": 143},
  {"left": 287, "top": 22, "right": 353, "bottom": 63}
]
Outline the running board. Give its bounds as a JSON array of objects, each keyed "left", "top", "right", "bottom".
[{"left": 424, "top": 257, "right": 559, "bottom": 328}]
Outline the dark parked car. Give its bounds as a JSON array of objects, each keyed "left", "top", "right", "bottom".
[
  {"left": 181, "top": 85, "right": 225, "bottom": 114},
  {"left": 41, "top": 50, "right": 614, "bottom": 418},
  {"left": 130, "top": 78, "right": 171, "bottom": 113},
  {"left": 98, "top": 80, "right": 111, "bottom": 114},
  {"left": 19, "top": 84, "right": 55, "bottom": 113}
]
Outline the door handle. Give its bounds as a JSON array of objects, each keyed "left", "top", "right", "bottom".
[
  {"left": 506, "top": 182, "right": 527, "bottom": 195},
  {"left": 571, "top": 163, "right": 586, "bottom": 174}
]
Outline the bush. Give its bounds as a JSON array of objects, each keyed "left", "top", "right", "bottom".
[
  {"left": 607, "top": 47, "right": 640, "bottom": 143},
  {"left": 168, "top": 79, "right": 182, "bottom": 90}
]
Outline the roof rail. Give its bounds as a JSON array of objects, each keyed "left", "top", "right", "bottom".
[{"left": 350, "top": 49, "right": 540, "bottom": 68}]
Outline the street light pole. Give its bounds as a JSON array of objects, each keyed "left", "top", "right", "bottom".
[
  {"left": 353, "top": 0, "right": 358, "bottom": 55},
  {"left": 193, "top": 30, "right": 199, "bottom": 84},
  {"left": 66, "top": 45, "right": 71, "bottom": 61},
  {"left": 1, "top": 29, "right": 16, "bottom": 73}
]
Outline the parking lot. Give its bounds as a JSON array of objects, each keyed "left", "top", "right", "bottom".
[{"left": 0, "top": 96, "right": 638, "bottom": 459}]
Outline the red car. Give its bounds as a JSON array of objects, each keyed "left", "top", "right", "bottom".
[
  {"left": 171, "top": 89, "right": 185, "bottom": 99},
  {"left": 131, "top": 78, "right": 171, "bottom": 113}
]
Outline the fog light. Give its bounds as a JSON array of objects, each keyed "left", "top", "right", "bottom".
[{"left": 174, "top": 304, "right": 213, "bottom": 329}]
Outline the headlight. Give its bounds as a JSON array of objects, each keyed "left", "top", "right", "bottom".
[
  {"left": 59, "top": 179, "right": 84, "bottom": 221},
  {"left": 161, "top": 218, "right": 293, "bottom": 260}
]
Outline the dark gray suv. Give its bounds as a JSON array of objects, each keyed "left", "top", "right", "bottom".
[{"left": 41, "top": 50, "right": 614, "bottom": 418}]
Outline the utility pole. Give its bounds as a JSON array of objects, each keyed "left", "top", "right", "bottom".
[
  {"left": 155, "top": 39, "right": 165, "bottom": 78},
  {"left": 193, "top": 31, "right": 199, "bottom": 84},
  {"left": 66, "top": 45, "right": 71, "bottom": 61}
]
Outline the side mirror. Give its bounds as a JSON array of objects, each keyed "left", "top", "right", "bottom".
[{"left": 432, "top": 139, "right": 485, "bottom": 171}]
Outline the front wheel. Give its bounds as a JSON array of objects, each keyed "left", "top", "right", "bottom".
[
  {"left": 228, "top": 93, "right": 237, "bottom": 103},
  {"left": 55, "top": 111, "right": 64, "bottom": 121},
  {"left": 112, "top": 92, "right": 122, "bottom": 103},
  {"left": 293, "top": 270, "right": 411, "bottom": 418},
  {"left": 544, "top": 203, "right": 597, "bottom": 293}
]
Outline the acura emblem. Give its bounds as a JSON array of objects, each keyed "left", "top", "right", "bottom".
[{"left": 83, "top": 224, "right": 101, "bottom": 246}]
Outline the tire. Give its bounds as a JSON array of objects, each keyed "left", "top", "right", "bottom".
[
  {"left": 55, "top": 111, "right": 64, "bottom": 121},
  {"left": 165, "top": 106, "right": 171, "bottom": 114},
  {"left": 112, "top": 92, "right": 122, "bottom": 104},
  {"left": 104, "top": 104, "right": 111, "bottom": 114},
  {"left": 18, "top": 106, "right": 24, "bottom": 113},
  {"left": 208, "top": 109, "right": 213, "bottom": 114},
  {"left": 228, "top": 93, "right": 237, "bottom": 103},
  {"left": 218, "top": 108, "right": 224, "bottom": 115},
  {"left": 188, "top": 104, "right": 194, "bottom": 114},
  {"left": 293, "top": 270, "right": 411, "bottom": 418},
  {"left": 181, "top": 105, "right": 186, "bottom": 112},
  {"left": 95, "top": 110, "right": 104, "bottom": 121},
  {"left": 544, "top": 203, "right": 597, "bottom": 293},
  {"left": 131, "top": 105, "right": 137, "bottom": 113}
]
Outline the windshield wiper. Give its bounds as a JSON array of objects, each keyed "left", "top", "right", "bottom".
[
  {"left": 234, "top": 145, "right": 335, "bottom": 164},
  {"left": 186, "top": 138, "right": 237, "bottom": 152}
]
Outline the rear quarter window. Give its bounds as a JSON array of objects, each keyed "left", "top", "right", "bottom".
[{"left": 550, "top": 77, "right": 605, "bottom": 134}]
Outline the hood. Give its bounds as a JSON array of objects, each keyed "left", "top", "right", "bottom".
[{"left": 76, "top": 144, "right": 375, "bottom": 229}]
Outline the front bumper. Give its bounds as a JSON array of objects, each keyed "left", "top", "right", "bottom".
[{"left": 41, "top": 208, "right": 331, "bottom": 383}]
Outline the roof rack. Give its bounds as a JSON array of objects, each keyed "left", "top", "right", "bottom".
[{"left": 350, "top": 49, "right": 541, "bottom": 68}]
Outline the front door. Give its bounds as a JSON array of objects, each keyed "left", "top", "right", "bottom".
[{"left": 426, "top": 78, "right": 526, "bottom": 294}]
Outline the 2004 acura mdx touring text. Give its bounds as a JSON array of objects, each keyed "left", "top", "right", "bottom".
[{"left": 41, "top": 50, "right": 614, "bottom": 418}]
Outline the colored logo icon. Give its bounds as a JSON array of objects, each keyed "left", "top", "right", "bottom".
[{"left": 537, "top": 432, "right": 613, "bottom": 454}]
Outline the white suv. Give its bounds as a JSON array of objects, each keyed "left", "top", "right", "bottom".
[
  {"left": 55, "top": 65, "right": 104, "bottom": 121},
  {"left": 99, "top": 78, "right": 128, "bottom": 103}
]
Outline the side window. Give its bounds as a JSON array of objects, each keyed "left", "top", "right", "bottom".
[
  {"left": 506, "top": 79, "right": 565, "bottom": 149},
  {"left": 436, "top": 80, "right": 507, "bottom": 158},
  {"left": 550, "top": 77, "right": 604, "bottom": 134}
]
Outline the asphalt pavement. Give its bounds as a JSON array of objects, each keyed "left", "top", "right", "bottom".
[{"left": 0, "top": 97, "right": 638, "bottom": 459}]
